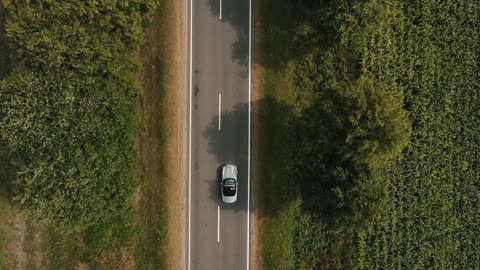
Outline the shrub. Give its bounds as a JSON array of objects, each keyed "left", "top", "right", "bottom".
[{"left": 0, "top": 71, "right": 138, "bottom": 228}]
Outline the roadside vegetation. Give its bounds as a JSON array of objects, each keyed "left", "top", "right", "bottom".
[
  {"left": 0, "top": 0, "right": 180, "bottom": 268},
  {"left": 257, "top": 0, "right": 480, "bottom": 269},
  {"left": 0, "top": 2, "right": 9, "bottom": 264},
  {"left": 0, "top": 0, "right": 156, "bottom": 228},
  {"left": 0, "top": 148, "right": 10, "bottom": 268}
]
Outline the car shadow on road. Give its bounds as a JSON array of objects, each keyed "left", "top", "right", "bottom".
[
  {"left": 204, "top": 164, "right": 246, "bottom": 212},
  {"left": 207, "top": 166, "right": 246, "bottom": 213},
  {"left": 208, "top": 165, "right": 223, "bottom": 203},
  {"left": 203, "top": 102, "right": 248, "bottom": 212},
  {"left": 202, "top": 98, "right": 299, "bottom": 216}
]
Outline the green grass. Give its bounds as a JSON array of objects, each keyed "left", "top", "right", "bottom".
[
  {"left": 42, "top": 227, "right": 86, "bottom": 269},
  {"left": 0, "top": 196, "right": 5, "bottom": 269},
  {"left": 132, "top": 2, "right": 174, "bottom": 268},
  {"left": 38, "top": 207, "right": 138, "bottom": 269},
  {"left": 134, "top": 56, "right": 169, "bottom": 270},
  {"left": 257, "top": 0, "right": 309, "bottom": 269},
  {"left": 257, "top": 0, "right": 338, "bottom": 269},
  {"left": 0, "top": 151, "right": 12, "bottom": 268}
]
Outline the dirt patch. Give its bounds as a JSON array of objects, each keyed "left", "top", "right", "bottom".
[
  {"left": 0, "top": 150, "right": 30, "bottom": 269},
  {"left": 119, "top": 247, "right": 135, "bottom": 270},
  {"left": 3, "top": 210, "right": 27, "bottom": 270},
  {"left": 75, "top": 262, "right": 90, "bottom": 270},
  {"left": 30, "top": 229, "right": 43, "bottom": 268},
  {"left": 163, "top": 0, "right": 188, "bottom": 268},
  {"left": 1, "top": 208, "right": 46, "bottom": 270},
  {"left": 24, "top": 222, "right": 44, "bottom": 269}
]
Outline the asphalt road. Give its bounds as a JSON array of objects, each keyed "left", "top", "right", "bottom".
[{"left": 187, "top": 0, "right": 251, "bottom": 269}]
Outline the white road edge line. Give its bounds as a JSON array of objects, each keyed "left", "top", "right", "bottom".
[
  {"left": 219, "top": 93, "right": 222, "bottom": 130},
  {"left": 188, "top": 0, "right": 193, "bottom": 268},
  {"left": 219, "top": 0, "right": 222, "bottom": 20},
  {"left": 217, "top": 205, "right": 221, "bottom": 242},
  {"left": 247, "top": 0, "right": 252, "bottom": 268}
]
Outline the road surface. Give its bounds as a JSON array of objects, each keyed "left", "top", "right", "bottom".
[{"left": 187, "top": 0, "right": 252, "bottom": 269}]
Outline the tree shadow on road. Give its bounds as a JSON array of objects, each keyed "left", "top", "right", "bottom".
[
  {"left": 202, "top": 97, "right": 299, "bottom": 216},
  {"left": 207, "top": 0, "right": 249, "bottom": 70}
]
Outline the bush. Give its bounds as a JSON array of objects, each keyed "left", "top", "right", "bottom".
[{"left": 0, "top": 71, "right": 138, "bottom": 227}]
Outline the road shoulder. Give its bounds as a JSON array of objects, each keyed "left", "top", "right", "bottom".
[{"left": 164, "top": 0, "right": 188, "bottom": 268}]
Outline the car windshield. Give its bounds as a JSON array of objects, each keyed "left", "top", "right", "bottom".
[{"left": 223, "top": 179, "right": 236, "bottom": 196}]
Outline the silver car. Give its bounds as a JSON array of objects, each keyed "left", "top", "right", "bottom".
[{"left": 221, "top": 164, "right": 238, "bottom": 203}]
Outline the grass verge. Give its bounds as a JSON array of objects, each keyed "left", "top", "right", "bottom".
[
  {"left": 255, "top": 0, "right": 303, "bottom": 269},
  {"left": 0, "top": 151, "right": 8, "bottom": 269},
  {"left": 134, "top": 0, "right": 186, "bottom": 268},
  {"left": 134, "top": 33, "right": 170, "bottom": 270}
]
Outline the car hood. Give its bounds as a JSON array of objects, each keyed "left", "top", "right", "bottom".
[{"left": 222, "top": 164, "right": 237, "bottom": 180}]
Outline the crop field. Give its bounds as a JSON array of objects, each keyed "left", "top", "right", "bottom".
[
  {"left": 258, "top": 0, "right": 480, "bottom": 269},
  {"left": 358, "top": 0, "right": 480, "bottom": 268}
]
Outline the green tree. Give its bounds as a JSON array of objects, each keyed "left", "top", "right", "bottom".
[
  {"left": 297, "top": 77, "right": 411, "bottom": 230},
  {"left": 330, "top": 78, "right": 412, "bottom": 169}
]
